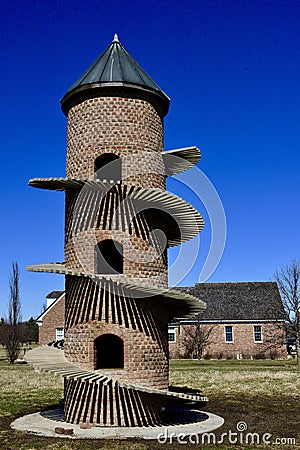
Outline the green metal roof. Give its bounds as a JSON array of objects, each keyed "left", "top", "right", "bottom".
[{"left": 61, "top": 34, "right": 170, "bottom": 116}]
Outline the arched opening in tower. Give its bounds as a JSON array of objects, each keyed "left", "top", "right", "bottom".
[
  {"left": 95, "top": 239, "right": 123, "bottom": 274},
  {"left": 94, "top": 334, "right": 124, "bottom": 369},
  {"left": 94, "top": 153, "right": 121, "bottom": 181}
]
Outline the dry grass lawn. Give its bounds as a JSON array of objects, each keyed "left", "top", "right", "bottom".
[
  {"left": 171, "top": 359, "right": 300, "bottom": 448},
  {"left": 0, "top": 355, "right": 299, "bottom": 449}
]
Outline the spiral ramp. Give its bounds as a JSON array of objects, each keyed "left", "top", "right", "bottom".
[
  {"left": 27, "top": 146, "right": 208, "bottom": 427},
  {"left": 25, "top": 346, "right": 207, "bottom": 426}
]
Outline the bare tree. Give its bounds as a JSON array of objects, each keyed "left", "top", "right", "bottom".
[
  {"left": 254, "top": 322, "right": 286, "bottom": 359},
  {"left": 2, "top": 262, "right": 22, "bottom": 363},
  {"left": 275, "top": 260, "right": 300, "bottom": 364},
  {"left": 182, "top": 319, "right": 217, "bottom": 360}
]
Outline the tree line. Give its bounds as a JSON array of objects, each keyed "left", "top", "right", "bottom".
[{"left": 1, "top": 259, "right": 299, "bottom": 364}]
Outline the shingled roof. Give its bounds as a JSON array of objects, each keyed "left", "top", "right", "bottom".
[
  {"left": 46, "top": 290, "right": 64, "bottom": 299},
  {"left": 175, "top": 282, "right": 285, "bottom": 321},
  {"left": 61, "top": 34, "right": 170, "bottom": 116}
]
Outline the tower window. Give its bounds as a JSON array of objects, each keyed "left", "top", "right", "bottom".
[
  {"left": 94, "top": 334, "right": 124, "bottom": 369},
  {"left": 95, "top": 240, "right": 123, "bottom": 274},
  {"left": 94, "top": 153, "right": 121, "bottom": 181}
]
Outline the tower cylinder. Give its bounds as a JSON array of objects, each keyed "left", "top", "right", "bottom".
[
  {"left": 27, "top": 36, "right": 206, "bottom": 426},
  {"left": 66, "top": 96, "right": 166, "bottom": 188},
  {"left": 64, "top": 93, "right": 169, "bottom": 390}
]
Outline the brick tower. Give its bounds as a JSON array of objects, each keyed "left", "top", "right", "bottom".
[{"left": 28, "top": 35, "right": 207, "bottom": 426}]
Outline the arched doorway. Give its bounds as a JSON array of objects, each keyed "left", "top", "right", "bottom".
[
  {"left": 94, "top": 153, "right": 121, "bottom": 181},
  {"left": 95, "top": 239, "right": 123, "bottom": 274},
  {"left": 94, "top": 334, "right": 124, "bottom": 369}
]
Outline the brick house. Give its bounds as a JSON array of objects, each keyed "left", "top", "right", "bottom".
[
  {"left": 169, "top": 282, "right": 287, "bottom": 359},
  {"left": 38, "top": 281, "right": 286, "bottom": 359},
  {"left": 36, "top": 291, "right": 65, "bottom": 345}
]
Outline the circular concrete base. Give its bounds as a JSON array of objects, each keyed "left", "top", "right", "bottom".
[{"left": 11, "top": 408, "right": 224, "bottom": 440}]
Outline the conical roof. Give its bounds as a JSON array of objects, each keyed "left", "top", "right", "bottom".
[{"left": 61, "top": 34, "right": 170, "bottom": 116}]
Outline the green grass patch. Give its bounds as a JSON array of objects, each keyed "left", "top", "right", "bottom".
[{"left": 0, "top": 360, "right": 63, "bottom": 418}]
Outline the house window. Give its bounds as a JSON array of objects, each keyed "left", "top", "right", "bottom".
[
  {"left": 254, "top": 325, "right": 263, "bottom": 342},
  {"left": 168, "top": 328, "right": 176, "bottom": 342},
  {"left": 95, "top": 240, "right": 123, "bottom": 274},
  {"left": 225, "top": 326, "right": 233, "bottom": 343},
  {"left": 94, "top": 153, "right": 121, "bottom": 181},
  {"left": 56, "top": 328, "right": 64, "bottom": 341},
  {"left": 94, "top": 334, "right": 124, "bottom": 369}
]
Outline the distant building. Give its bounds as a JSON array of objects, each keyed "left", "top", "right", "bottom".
[
  {"left": 38, "top": 282, "right": 286, "bottom": 359},
  {"left": 36, "top": 291, "right": 65, "bottom": 345},
  {"left": 169, "top": 282, "right": 286, "bottom": 359}
]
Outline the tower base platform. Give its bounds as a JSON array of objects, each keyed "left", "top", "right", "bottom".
[{"left": 11, "top": 408, "right": 224, "bottom": 440}]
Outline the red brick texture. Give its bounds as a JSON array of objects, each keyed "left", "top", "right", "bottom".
[
  {"left": 64, "top": 274, "right": 169, "bottom": 389},
  {"left": 169, "top": 322, "right": 286, "bottom": 359},
  {"left": 65, "top": 229, "right": 167, "bottom": 287},
  {"left": 66, "top": 97, "right": 165, "bottom": 188},
  {"left": 38, "top": 295, "right": 65, "bottom": 345}
]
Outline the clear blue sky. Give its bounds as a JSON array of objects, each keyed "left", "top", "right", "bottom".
[{"left": 1, "top": 0, "right": 299, "bottom": 320}]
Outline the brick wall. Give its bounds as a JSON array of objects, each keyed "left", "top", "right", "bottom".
[
  {"left": 39, "top": 295, "right": 65, "bottom": 345},
  {"left": 64, "top": 95, "right": 168, "bottom": 286},
  {"left": 65, "top": 320, "right": 169, "bottom": 389},
  {"left": 169, "top": 322, "right": 286, "bottom": 359},
  {"left": 66, "top": 97, "right": 165, "bottom": 188},
  {"left": 63, "top": 93, "right": 170, "bottom": 391},
  {"left": 65, "top": 229, "right": 167, "bottom": 288},
  {"left": 64, "top": 277, "right": 169, "bottom": 389}
]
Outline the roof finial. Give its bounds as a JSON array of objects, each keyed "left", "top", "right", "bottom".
[{"left": 113, "top": 33, "right": 119, "bottom": 42}]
